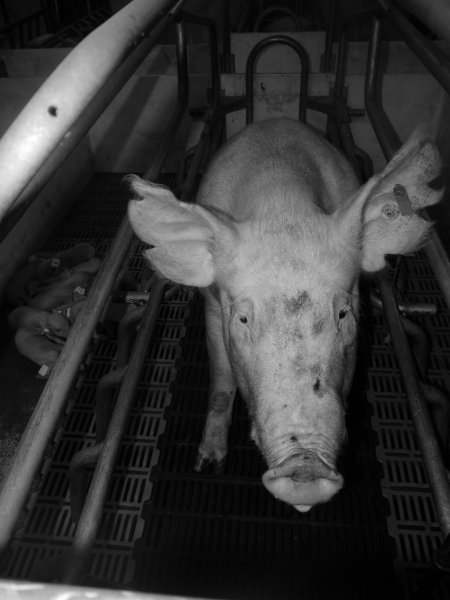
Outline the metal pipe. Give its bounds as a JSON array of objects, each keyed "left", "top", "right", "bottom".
[
  {"left": 0, "top": 0, "right": 185, "bottom": 225},
  {"left": 394, "top": 0, "right": 450, "bottom": 43},
  {"left": 0, "top": 12, "right": 175, "bottom": 243},
  {"left": 381, "top": 1, "right": 450, "bottom": 93},
  {"left": 0, "top": 18, "right": 190, "bottom": 552},
  {"left": 245, "top": 35, "right": 309, "bottom": 124},
  {"left": 63, "top": 277, "right": 167, "bottom": 584},
  {"left": 323, "top": 0, "right": 339, "bottom": 72},
  {"left": 365, "top": 17, "right": 450, "bottom": 313},
  {"left": 364, "top": 14, "right": 450, "bottom": 536},
  {"left": 376, "top": 276, "right": 450, "bottom": 535},
  {"left": 178, "top": 11, "right": 220, "bottom": 101}
]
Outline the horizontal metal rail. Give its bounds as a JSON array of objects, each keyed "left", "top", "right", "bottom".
[
  {"left": 0, "top": 16, "right": 190, "bottom": 554},
  {"left": 0, "top": 0, "right": 185, "bottom": 225}
]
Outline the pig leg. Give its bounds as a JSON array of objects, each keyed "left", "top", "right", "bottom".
[{"left": 194, "top": 299, "right": 236, "bottom": 474}]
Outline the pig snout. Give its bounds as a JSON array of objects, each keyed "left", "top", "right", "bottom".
[{"left": 262, "top": 451, "right": 343, "bottom": 513}]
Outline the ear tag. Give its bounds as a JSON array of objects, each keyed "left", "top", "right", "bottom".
[{"left": 393, "top": 184, "right": 414, "bottom": 216}]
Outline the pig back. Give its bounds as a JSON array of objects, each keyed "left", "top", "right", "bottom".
[{"left": 197, "top": 119, "right": 359, "bottom": 219}]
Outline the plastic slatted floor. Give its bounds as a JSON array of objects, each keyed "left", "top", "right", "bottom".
[{"left": 1, "top": 173, "right": 450, "bottom": 599}]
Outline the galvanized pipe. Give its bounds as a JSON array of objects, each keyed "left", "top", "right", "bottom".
[
  {"left": 394, "top": 0, "right": 450, "bottom": 43},
  {"left": 0, "top": 11, "right": 176, "bottom": 243},
  {"left": 0, "top": 0, "right": 185, "bottom": 224},
  {"left": 0, "top": 19, "right": 190, "bottom": 553},
  {"left": 63, "top": 277, "right": 167, "bottom": 584}
]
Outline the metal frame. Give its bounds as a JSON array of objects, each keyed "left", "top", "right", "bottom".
[
  {"left": 0, "top": 0, "right": 186, "bottom": 227},
  {"left": 332, "top": 0, "right": 450, "bottom": 562},
  {"left": 0, "top": 5, "right": 191, "bottom": 556},
  {"left": 245, "top": 34, "right": 309, "bottom": 124}
]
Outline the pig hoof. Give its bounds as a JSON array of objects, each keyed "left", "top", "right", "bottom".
[{"left": 194, "top": 453, "right": 226, "bottom": 475}]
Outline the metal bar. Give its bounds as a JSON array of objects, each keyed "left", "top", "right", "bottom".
[
  {"left": 0, "top": 579, "right": 211, "bottom": 600},
  {"left": 0, "top": 0, "right": 185, "bottom": 224},
  {"left": 323, "top": 0, "right": 339, "bottom": 72},
  {"left": 380, "top": 1, "right": 450, "bottom": 93},
  {"left": 222, "top": 0, "right": 233, "bottom": 73},
  {"left": 394, "top": 0, "right": 450, "bottom": 43},
  {"left": 245, "top": 35, "right": 309, "bottom": 124},
  {"left": 376, "top": 276, "right": 450, "bottom": 535},
  {"left": 177, "top": 11, "right": 220, "bottom": 101},
  {"left": 0, "top": 12, "right": 175, "bottom": 243},
  {"left": 63, "top": 277, "right": 167, "bottom": 584},
  {"left": 364, "top": 15, "right": 450, "bottom": 537},
  {"left": 365, "top": 16, "right": 450, "bottom": 313},
  {"left": 0, "top": 18, "right": 190, "bottom": 552}
]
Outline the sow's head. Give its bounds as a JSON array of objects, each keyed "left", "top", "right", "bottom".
[{"left": 127, "top": 128, "right": 442, "bottom": 512}]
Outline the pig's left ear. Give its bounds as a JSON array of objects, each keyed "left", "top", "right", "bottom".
[
  {"left": 127, "top": 175, "right": 236, "bottom": 287},
  {"left": 353, "top": 128, "right": 443, "bottom": 272}
]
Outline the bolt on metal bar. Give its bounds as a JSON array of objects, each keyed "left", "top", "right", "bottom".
[
  {"left": 0, "top": 11, "right": 175, "bottom": 243},
  {"left": 0, "top": 17, "right": 190, "bottom": 554},
  {"left": 0, "top": 0, "right": 185, "bottom": 225},
  {"left": 62, "top": 277, "right": 167, "bottom": 584},
  {"left": 245, "top": 35, "right": 309, "bottom": 124},
  {"left": 364, "top": 15, "right": 450, "bottom": 536}
]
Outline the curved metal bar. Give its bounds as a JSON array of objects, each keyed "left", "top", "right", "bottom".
[
  {"left": 62, "top": 277, "right": 167, "bottom": 584},
  {"left": 0, "top": 19, "right": 190, "bottom": 555},
  {"left": 0, "top": 0, "right": 185, "bottom": 224},
  {"left": 245, "top": 35, "right": 309, "bottom": 124}
]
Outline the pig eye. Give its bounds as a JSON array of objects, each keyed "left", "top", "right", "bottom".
[
  {"left": 338, "top": 308, "right": 348, "bottom": 320},
  {"left": 239, "top": 314, "right": 248, "bottom": 324}
]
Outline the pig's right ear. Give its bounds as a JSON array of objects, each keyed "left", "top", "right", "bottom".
[{"left": 127, "top": 175, "right": 235, "bottom": 287}]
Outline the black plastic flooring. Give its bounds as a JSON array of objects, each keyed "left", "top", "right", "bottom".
[{"left": 1, "top": 173, "right": 450, "bottom": 599}]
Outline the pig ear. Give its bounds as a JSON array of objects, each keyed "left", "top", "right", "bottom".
[
  {"left": 127, "top": 175, "right": 235, "bottom": 287},
  {"left": 354, "top": 128, "right": 443, "bottom": 272}
]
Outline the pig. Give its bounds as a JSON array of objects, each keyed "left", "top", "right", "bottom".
[
  {"left": 127, "top": 118, "right": 442, "bottom": 512},
  {"left": 8, "top": 306, "right": 70, "bottom": 375}
]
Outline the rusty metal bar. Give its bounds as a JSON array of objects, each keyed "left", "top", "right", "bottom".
[
  {"left": 0, "top": 0, "right": 185, "bottom": 225},
  {"left": 0, "top": 18, "right": 190, "bottom": 554},
  {"left": 245, "top": 35, "right": 309, "bottom": 124},
  {"left": 63, "top": 277, "right": 167, "bottom": 584}
]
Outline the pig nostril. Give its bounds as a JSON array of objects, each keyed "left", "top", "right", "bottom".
[
  {"left": 290, "top": 435, "right": 297, "bottom": 442},
  {"left": 313, "top": 378, "right": 321, "bottom": 392}
]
